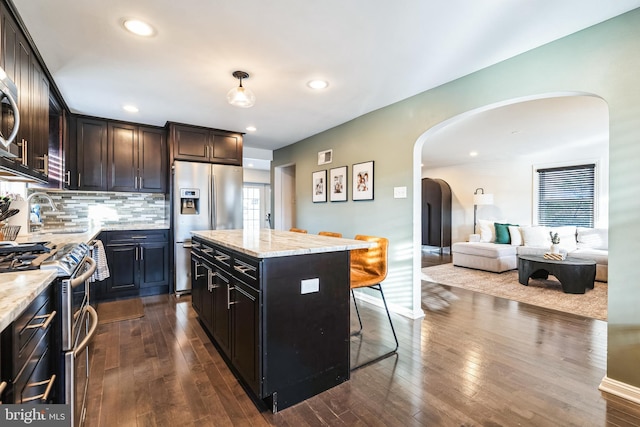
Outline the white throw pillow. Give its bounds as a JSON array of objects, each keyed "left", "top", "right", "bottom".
[
  {"left": 478, "top": 219, "right": 495, "bottom": 243},
  {"left": 508, "top": 226, "right": 523, "bottom": 246},
  {"left": 478, "top": 219, "right": 506, "bottom": 243},
  {"left": 577, "top": 227, "right": 608, "bottom": 250},
  {"left": 520, "top": 226, "right": 550, "bottom": 248}
]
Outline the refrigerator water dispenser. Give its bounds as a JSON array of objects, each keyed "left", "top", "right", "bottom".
[{"left": 180, "top": 188, "right": 200, "bottom": 214}]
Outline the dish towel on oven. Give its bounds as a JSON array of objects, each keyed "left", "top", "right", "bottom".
[{"left": 90, "top": 240, "right": 110, "bottom": 282}]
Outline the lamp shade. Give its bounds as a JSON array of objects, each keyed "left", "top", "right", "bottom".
[
  {"left": 227, "top": 86, "right": 255, "bottom": 108},
  {"left": 473, "top": 193, "right": 493, "bottom": 205}
]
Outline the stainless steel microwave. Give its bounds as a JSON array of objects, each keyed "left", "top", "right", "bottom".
[{"left": 0, "top": 66, "right": 20, "bottom": 157}]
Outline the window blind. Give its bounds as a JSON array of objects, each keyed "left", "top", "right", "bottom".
[{"left": 537, "top": 164, "right": 595, "bottom": 227}]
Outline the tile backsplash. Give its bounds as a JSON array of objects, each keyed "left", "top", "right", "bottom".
[{"left": 29, "top": 190, "right": 169, "bottom": 229}]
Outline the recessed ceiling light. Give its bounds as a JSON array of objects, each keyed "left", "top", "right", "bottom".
[
  {"left": 469, "top": 151, "right": 478, "bottom": 157},
  {"left": 307, "top": 80, "right": 329, "bottom": 90},
  {"left": 246, "top": 126, "right": 257, "bottom": 132},
  {"left": 123, "top": 19, "right": 156, "bottom": 37},
  {"left": 123, "top": 105, "right": 139, "bottom": 113}
]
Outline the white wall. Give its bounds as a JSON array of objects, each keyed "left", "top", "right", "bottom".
[{"left": 423, "top": 131, "right": 609, "bottom": 242}]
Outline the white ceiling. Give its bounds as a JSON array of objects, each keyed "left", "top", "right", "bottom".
[
  {"left": 422, "top": 95, "right": 609, "bottom": 169},
  {"left": 11, "top": 0, "right": 640, "bottom": 155}
]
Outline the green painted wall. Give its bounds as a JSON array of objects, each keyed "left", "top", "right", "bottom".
[{"left": 274, "top": 9, "right": 640, "bottom": 389}]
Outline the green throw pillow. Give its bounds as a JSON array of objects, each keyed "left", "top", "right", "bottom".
[{"left": 494, "top": 222, "right": 515, "bottom": 244}]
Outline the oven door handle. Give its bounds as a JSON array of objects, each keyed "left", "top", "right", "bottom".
[
  {"left": 74, "top": 305, "right": 98, "bottom": 357},
  {"left": 70, "top": 257, "right": 97, "bottom": 289}
]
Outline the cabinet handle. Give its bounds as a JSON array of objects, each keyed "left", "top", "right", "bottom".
[
  {"left": 0, "top": 381, "right": 7, "bottom": 401},
  {"left": 78, "top": 172, "right": 81, "bottom": 188},
  {"left": 35, "top": 154, "right": 48, "bottom": 175},
  {"left": 207, "top": 270, "right": 218, "bottom": 291},
  {"left": 17, "top": 139, "right": 27, "bottom": 165},
  {"left": 139, "top": 176, "right": 143, "bottom": 189},
  {"left": 227, "top": 286, "right": 236, "bottom": 309},
  {"left": 202, "top": 247, "right": 213, "bottom": 254},
  {"left": 140, "top": 246, "right": 144, "bottom": 260},
  {"left": 25, "top": 310, "right": 57, "bottom": 330},
  {"left": 194, "top": 261, "right": 204, "bottom": 279},
  {"left": 130, "top": 236, "right": 148, "bottom": 240},
  {"left": 214, "top": 254, "right": 230, "bottom": 263},
  {"left": 135, "top": 246, "right": 139, "bottom": 261},
  {"left": 65, "top": 170, "right": 71, "bottom": 186},
  {"left": 192, "top": 242, "right": 201, "bottom": 249},
  {"left": 22, "top": 374, "right": 56, "bottom": 403}
]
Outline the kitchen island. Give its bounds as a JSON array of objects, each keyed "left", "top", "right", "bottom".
[{"left": 190, "top": 229, "right": 371, "bottom": 413}]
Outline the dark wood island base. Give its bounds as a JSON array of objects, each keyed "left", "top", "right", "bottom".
[{"left": 190, "top": 230, "right": 371, "bottom": 413}]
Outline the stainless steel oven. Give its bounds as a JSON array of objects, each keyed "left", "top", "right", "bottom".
[{"left": 56, "top": 249, "right": 97, "bottom": 427}]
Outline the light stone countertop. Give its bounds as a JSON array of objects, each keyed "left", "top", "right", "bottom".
[
  {"left": 192, "top": 229, "right": 373, "bottom": 258},
  {"left": 0, "top": 270, "right": 58, "bottom": 331},
  {"left": 1, "top": 222, "right": 169, "bottom": 332}
]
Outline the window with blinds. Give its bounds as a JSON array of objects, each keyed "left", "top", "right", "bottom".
[{"left": 537, "top": 164, "right": 595, "bottom": 227}]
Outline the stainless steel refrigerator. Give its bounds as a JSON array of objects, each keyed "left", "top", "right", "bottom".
[{"left": 173, "top": 160, "right": 243, "bottom": 294}]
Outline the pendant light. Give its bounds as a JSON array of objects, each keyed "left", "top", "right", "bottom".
[{"left": 227, "top": 71, "right": 255, "bottom": 108}]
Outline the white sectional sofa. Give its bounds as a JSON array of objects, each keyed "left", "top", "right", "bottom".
[{"left": 452, "top": 221, "right": 608, "bottom": 282}]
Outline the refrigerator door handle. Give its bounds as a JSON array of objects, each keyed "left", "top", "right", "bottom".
[{"left": 211, "top": 174, "right": 217, "bottom": 229}]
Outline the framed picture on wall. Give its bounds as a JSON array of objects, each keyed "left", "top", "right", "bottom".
[
  {"left": 330, "top": 166, "right": 348, "bottom": 202},
  {"left": 352, "top": 161, "right": 374, "bottom": 201},
  {"left": 312, "top": 170, "right": 327, "bottom": 203}
]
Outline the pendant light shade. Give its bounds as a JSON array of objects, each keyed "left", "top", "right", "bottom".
[{"left": 227, "top": 71, "right": 255, "bottom": 108}]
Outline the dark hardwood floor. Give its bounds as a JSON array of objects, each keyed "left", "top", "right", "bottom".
[{"left": 85, "top": 252, "right": 640, "bottom": 426}]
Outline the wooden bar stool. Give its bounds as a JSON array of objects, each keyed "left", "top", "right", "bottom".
[
  {"left": 350, "top": 235, "right": 398, "bottom": 370},
  {"left": 289, "top": 228, "right": 307, "bottom": 233},
  {"left": 318, "top": 231, "right": 342, "bottom": 238}
]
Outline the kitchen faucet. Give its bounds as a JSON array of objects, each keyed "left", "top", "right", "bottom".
[{"left": 26, "top": 192, "right": 59, "bottom": 211}]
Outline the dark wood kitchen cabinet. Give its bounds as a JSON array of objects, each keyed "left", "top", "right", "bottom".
[
  {"left": 76, "top": 117, "right": 108, "bottom": 191},
  {"left": 0, "top": 285, "right": 56, "bottom": 404},
  {"left": 96, "top": 230, "right": 169, "bottom": 302},
  {"left": 191, "top": 235, "right": 350, "bottom": 412},
  {"left": 168, "top": 122, "right": 243, "bottom": 165},
  {"left": 75, "top": 116, "right": 167, "bottom": 193},
  {"left": 108, "top": 122, "right": 167, "bottom": 193},
  {"left": 0, "top": 2, "right": 50, "bottom": 180}
]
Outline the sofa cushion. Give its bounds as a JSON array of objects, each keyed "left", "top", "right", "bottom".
[
  {"left": 494, "top": 223, "right": 514, "bottom": 244},
  {"left": 571, "top": 248, "right": 608, "bottom": 265},
  {"left": 520, "top": 226, "right": 550, "bottom": 248},
  {"left": 508, "top": 225, "right": 523, "bottom": 246},
  {"left": 577, "top": 227, "right": 608, "bottom": 250},
  {"left": 452, "top": 242, "right": 517, "bottom": 258},
  {"left": 478, "top": 219, "right": 495, "bottom": 242}
]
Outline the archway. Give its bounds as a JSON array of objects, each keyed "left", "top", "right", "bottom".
[{"left": 411, "top": 92, "right": 609, "bottom": 316}]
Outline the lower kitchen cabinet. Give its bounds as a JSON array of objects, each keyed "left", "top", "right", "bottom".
[
  {"left": 0, "top": 285, "right": 57, "bottom": 404},
  {"left": 230, "top": 279, "right": 259, "bottom": 394},
  {"left": 96, "top": 229, "right": 169, "bottom": 302},
  {"left": 191, "top": 236, "right": 350, "bottom": 412}
]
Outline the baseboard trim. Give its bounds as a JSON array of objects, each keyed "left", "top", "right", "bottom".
[
  {"left": 599, "top": 376, "right": 640, "bottom": 405},
  {"left": 353, "top": 290, "right": 425, "bottom": 320}
]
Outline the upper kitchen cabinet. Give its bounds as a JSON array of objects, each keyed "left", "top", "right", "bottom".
[
  {"left": 75, "top": 116, "right": 167, "bottom": 193},
  {"left": 108, "top": 122, "right": 167, "bottom": 193},
  {"left": 168, "top": 122, "right": 243, "bottom": 166},
  {"left": 0, "top": 2, "right": 49, "bottom": 181},
  {"left": 76, "top": 117, "right": 108, "bottom": 191}
]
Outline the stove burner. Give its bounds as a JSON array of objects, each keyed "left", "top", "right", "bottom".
[{"left": 0, "top": 242, "right": 56, "bottom": 273}]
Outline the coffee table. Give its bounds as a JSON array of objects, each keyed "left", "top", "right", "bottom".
[{"left": 518, "top": 255, "right": 596, "bottom": 294}]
